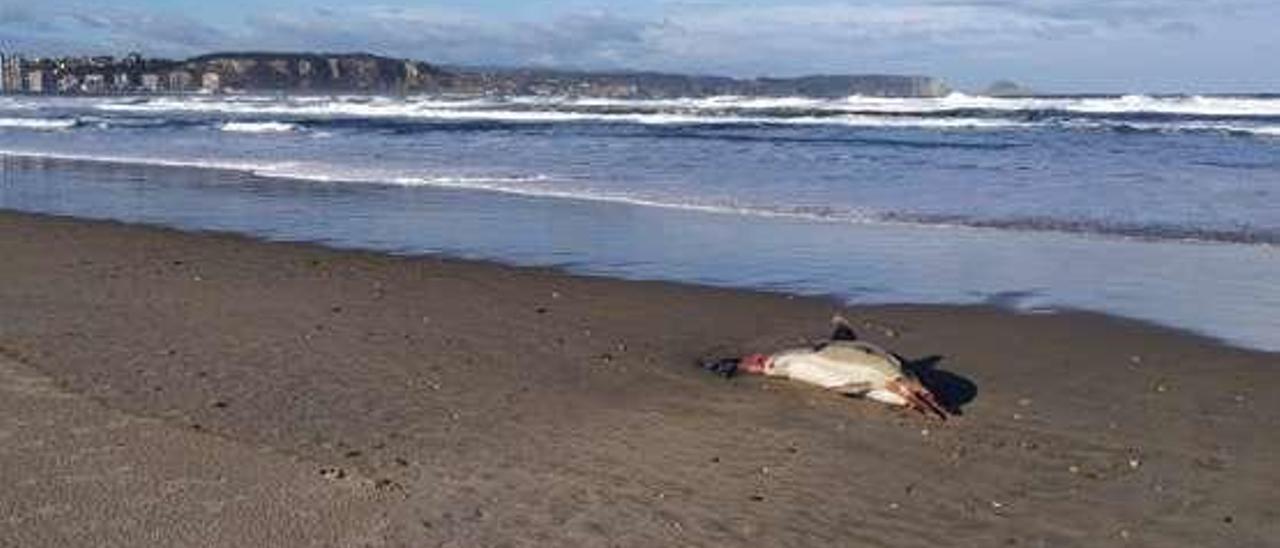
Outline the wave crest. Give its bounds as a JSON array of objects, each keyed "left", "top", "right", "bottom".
[
  {"left": 0, "top": 117, "right": 78, "bottom": 130},
  {"left": 1, "top": 148, "right": 1273, "bottom": 246},
  {"left": 92, "top": 93, "right": 1280, "bottom": 120},
  {"left": 219, "top": 121, "right": 300, "bottom": 133}
]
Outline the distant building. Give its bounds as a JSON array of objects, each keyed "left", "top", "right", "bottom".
[
  {"left": 82, "top": 73, "right": 107, "bottom": 94},
  {"left": 26, "top": 70, "right": 50, "bottom": 94},
  {"left": 167, "top": 70, "right": 192, "bottom": 91},
  {"left": 141, "top": 73, "right": 162, "bottom": 92},
  {"left": 268, "top": 59, "right": 289, "bottom": 74},
  {"left": 113, "top": 72, "right": 131, "bottom": 91},
  {"left": 201, "top": 72, "right": 221, "bottom": 93},
  {"left": 1, "top": 54, "right": 23, "bottom": 93},
  {"left": 58, "top": 73, "right": 80, "bottom": 93}
]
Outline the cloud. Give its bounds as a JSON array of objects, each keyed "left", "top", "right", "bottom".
[
  {"left": 0, "top": 1, "right": 1275, "bottom": 90},
  {"left": 0, "top": 4, "right": 37, "bottom": 24},
  {"left": 233, "top": 8, "right": 668, "bottom": 68},
  {"left": 0, "top": 3, "right": 228, "bottom": 54},
  {"left": 0, "top": 3, "right": 59, "bottom": 34},
  {"left": 925, "top": 0, "right": 1264, "bottom": 23},
  {"left": 1, "top": 1, "right": 1237, "bottom": 64},
  {"left": 1154, "top": 20, "right": 1200, "bottom": 36}
]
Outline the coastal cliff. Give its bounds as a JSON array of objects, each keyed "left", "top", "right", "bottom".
[
  {"left": 186, "top": 52, "right": 949, "bottom": 98},
  {"left": 442, "top": 67, "right": 948, "bottom": 98},
  {"left": 186, "top": 52, "right": 446, "bottom": 93},
  {"left": 7, "top": 51, "right": 950, "bottom": 98}
]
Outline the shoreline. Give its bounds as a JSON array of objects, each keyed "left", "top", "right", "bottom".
[
  {"left": 2, "top": 205, "right": 1270, "bottom": 355},
  {"left": 7, "top": 148, "right": 1279, "bottom": 248},
  {"left": 5, "top": 149, "right": 1280, "bottom": 354},
  {"left": 2, "top": 209, "right": 1278, "bottom": 546}
]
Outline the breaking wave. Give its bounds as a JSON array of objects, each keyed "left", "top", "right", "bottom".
[
  {"left": 1, "top": 148, "right": 1274, "bottom": 246},
  {"left": 98, "top": 100, "right": 1029, "bottom": 129},
  {"left": 0, "top": 117, "right": 79, "bottom": 130},
  {"left": 0, "top": 94, "right": 1249, "bottom": 138},
  {"left": 219, "top": 121, "right": 301, "bottom": 133},
  {"left": 86, "top": 92, "right": 1280, "bottom": 119}
]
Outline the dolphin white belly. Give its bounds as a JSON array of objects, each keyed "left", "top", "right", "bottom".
[{"left": 768, "top": 352, "right": 891, "bottom": 391}]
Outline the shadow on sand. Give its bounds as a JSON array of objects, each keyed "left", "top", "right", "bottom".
[{"left": 901, "top": 355, "right": 978, "bottom": 415}]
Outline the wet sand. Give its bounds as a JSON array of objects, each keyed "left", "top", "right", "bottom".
[{"left": 1, "top": 210, "right": 1277, "bottom": 547}]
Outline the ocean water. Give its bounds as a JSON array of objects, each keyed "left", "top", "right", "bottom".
[{"left": 1, "top": 93, "right": 1278, "bottom": 350}]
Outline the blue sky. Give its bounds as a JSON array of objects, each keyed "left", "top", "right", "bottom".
[{"left": 2, "top": 0, "right": 1278, "bottom": 92}]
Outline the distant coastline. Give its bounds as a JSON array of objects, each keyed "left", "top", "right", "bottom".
[{"left": 0, "top": 50, "right": 949, "bottom": 98}]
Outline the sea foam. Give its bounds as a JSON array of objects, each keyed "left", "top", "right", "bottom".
[
  {"left": 220, "top": 121, "right": 301, "bottom": 133},
  {"left": 3, "top": 147, "right": 1274, "bottom": 246},
  {"left": 0, "top": 117, "right": 78, "bottom": 130}
]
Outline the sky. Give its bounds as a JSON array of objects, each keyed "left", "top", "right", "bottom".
[{"left": 1, "top": 0, "right": 1278, "bottom": 93}]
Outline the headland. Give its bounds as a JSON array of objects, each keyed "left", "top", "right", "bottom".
[{"left": 0, "top": 50, "right": 949, "bottom": 98}]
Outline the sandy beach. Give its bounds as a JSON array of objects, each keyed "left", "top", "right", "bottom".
[{"left": 1, "top": 210, "right": 1277, "bottom": 547}]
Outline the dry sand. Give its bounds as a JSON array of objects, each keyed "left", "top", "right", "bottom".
[{"left": 1, "top": 210, "right": 1277, "bottom": 547}]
